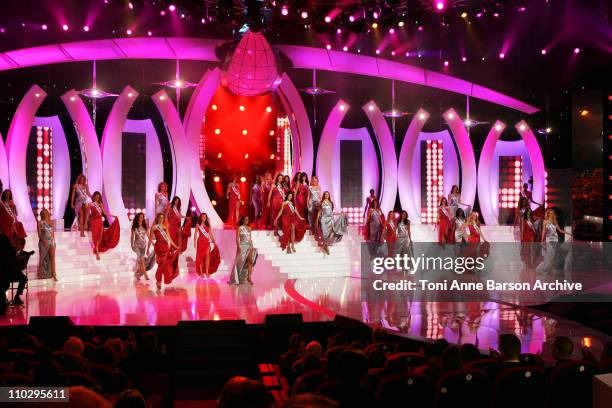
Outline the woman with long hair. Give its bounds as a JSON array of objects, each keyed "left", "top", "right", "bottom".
[
  {"left": 363, "top": 189, "right": 376, "bottom": 219},
  {"left": 268, "top": 174, "right": 285, "bottom": 230},
  {"left": 384, "top": 211, "right": 397, "bottom": 255},
  {"left": 520, "top": 208, "right": 537, "bottom": 266},
  {"left": 448, "top": 185, "right": 470, "bottom": 218},
  {"left": 396, "top": 211, "right": 413, "bottom": 257},
  {"left": 148, "top": 213, "right": 179, "bottom": 291},
  {"left": 438, "top": 197, "right": 453, "bottom": 244},
  {"left": 273, "top": 192, "right": 307, "bottom": 253},
  {"left": 89, "top": 191, "right": 120, "bottom": 260},
  {"left": 307, "top": 175, "right": 322, "bottom": 229},
  {"left": 260, "top": 172, "right": 273, "bottom": 229},
  {"left": 0, "top": 189, "right": 27, "bottom": 243},
  {"left": 37, "top": 209, "right": 56, "bottom": 281},
  {"left": 315, "top": 191, "right": 347, "bottom": 255},
  {"left": 463, "top": 212, "right": 487, "bottom": 243},
  {"left": 536, "top": 209, "right": 572, "bottom": 274},
  {"left": 195, "top": 213, "right": 221, "bottom": 278},
  {"left": 131, "top": 212, "right": 154, "bottom": 281},
  {"left": 295, "top": 172, "right": 309, "bottom": 220},
  {"left": 251, "top": 176, "right": 263, "bottom": 228},
  {"left": 70, "top": 174, "right": 91, "bottom": 237},
  {"left": 155, "top": 182, "right": 169, "bottom": 217},
  {"left": 167, "top": 196, "right": 191, "bottom": 253},
  {"left": 226, "top": 175, "right": 242, "bottom": 226},
  {"left": 282, "top": 175, "right": 291, "bottom": 193},
  {"left": 452, "top": 208, "right": 467, "bottom": 243},
  {"left": 229, "top": 215, "right": 257, "bottom": 285},
  {"left": 364, "top": 198, "right": 385, "bottom": 243}
]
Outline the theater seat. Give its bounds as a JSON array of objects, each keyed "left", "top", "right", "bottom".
[
  {"left": 491, "top": 366, "right": 546, "bottom": 408},
  {"left": 465, "top": 358, "right": 500, "bottom": 378},
  {"left": 384, "top": 352, "right": 426, "bottom": 376},
  {"left": 291, "top": 369, "right": 327, "bottom": 395},
  {"left": 59, "top": 372, "right": 100, "bottom": 390},
  {"left": 1, "top": 373, "right": 33, "bottom": 386},
  {"left": 435, "top": 369, "right": 491, "bottom": 408},
  {"left": 547, "top": 360, "right": 596, "bottom": 408},
  {"left": 52, "top": 351, "right": 86, "bottom": 372},
  {"left": 377, "top": 373, "right": 434, "bottom": 408},
  {"left": 519, "top": 353, "right": 543, "bottom": 366}
]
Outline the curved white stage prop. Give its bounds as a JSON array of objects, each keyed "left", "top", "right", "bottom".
[
  {"left": 362, "top": 101, "right": 398, "bottom": 213},
  {"left": 152, "top": 90, "right": 191, "bottom": 216},
  {"left": 477, "top": 122, "right": 507, "bottom": 225},
  {"left": 443, "top": 108, "right": 478, "bottom": 211},
  {"left": 0, "top": 134, "right": 8, "bottom": 190},
  {"left": 6, "top": 85, "right": 47, "bottom": 229},
  {"left": 316, "top": 100, "right": 350, "bottom": 197},
  {"left": 398, "top": 109, "right": 430, "bottom": 223},
  {"left": 183, "top": 69, "right": 224, "bottom": 227},
  {"left": 101, "top": 86, "right": 139, "bottom": 227},
  {"left": 515, "top": 120, "right": 546, "bottom": 206},
  {"left": 61, "top": 90, "right": 104, "bottom": 194},
  {"left": 32, "top": 116, "right": 71, "bottom": 220}
]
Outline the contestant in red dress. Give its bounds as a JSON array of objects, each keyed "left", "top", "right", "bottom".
[
  {"left": 520, "top": 208, "right": 537, "bottom": 265},
  {"left": 148, "top": 213, "right": 179, "bottom": 292},
  {"left": 295, "top": 172, "right": 310, "bottom": 220},
  {"left": 226, "top": 176, "right": 242, "bottom": 227},
  {"left": 273, "top": 192, "right": 307, "bottom": 253},
  {"left": 194, "top": 213, "right": 221, "bottom": 278},
  {"left": 259, "top": 172, "right": 272, "bottom": 229},
  {"left": 437, "top": 197, "right": 453, "bottom": 244},
  {"left": 363, "top": 189, "right": 376, "bottom": 219},
  {"left": 462, "top": 212, "right": 488, "bottom": 265},
  {"left": 268, "top": 174, "right": 286, "bottom": 231},
  {"left": 167, "top": 196, "right": 191, "bottom": 253},
  {"left": 0, "top": 189, "right": 27, "bottom": 243},
  {"left": 89, "top": 192, "right": 120, "bottom": 260},
  {"left": 384, "top": 211, "right": 397, "bottom": 256},
  {"left": 282, "top": 175, "right": 292, "bottom": 194}
]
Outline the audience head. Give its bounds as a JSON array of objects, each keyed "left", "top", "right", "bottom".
[
  {"left": 372, "top": 328, "right": 389, "bottom": 343},
  {"left": 301, "top": 354, "right": 322, "bottom": 373},
  {"left": 282, "top": 393, "right": 338, "bottom": 408},
  {"left": 441, "top": 345, "right": 464, "bottom": 371},
  {"left": 498, "top": 334, "right": 521, "bottom": 363},
  {"left": 217, "top": 376, "right": 274, "bottom": 408},
  {"left": 140, "top": 331, "right": 160, "bottom": 353},
  {"left": 113, "top": 389, "right": 146, "bottom": 408},
  {"left": 425, "top": 339, "right": 449, "bottom": 360},
  {"left": 91, "top": 345, "right": 115, "bottom": 367},
  {"left": 305, "top": 341, "right": 322, "bottom": 358},
  {"left": 67, "top": 386, "right": 111, "bottom": 408},
  {"left": 553, "top": 336, "right": 574, "bottom": 361},
  {"left": 288, "top": 334, "right": 304, "bottom": 352},
  {"left": 63, "top": 336, "right": 85, "bottom": 357},
  {"left": 460, "top": 343, "right": 482, "bottom": 362},
  {"left": 335, "top": 350, "right": 368, "bottom": 386},
  {"left": 330, "top": 333, "right": 348, "bottom": 347}
]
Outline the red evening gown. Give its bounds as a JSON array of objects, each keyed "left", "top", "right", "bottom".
[
  {"left": 0, "top": 201, "right": 27, "bottom": 242},
  {"left": 295, "top": 183, "right": 309, "bottom": 220},
  {"left": 89, "top": 204, "right": 120, "bottom": 254},
  {"left": 270, "top": 186, "right": 285, "bottom": 229},
  {"left": 153, "top": 226, "right": 179, "bottom": 284},
  {"left": 227, "top": 183, "right": 241, "bottom": 226},
  {"left": 385, "top": 222, "right": 397, "bottom": 256},
  {"left": 260, "top": 182, "right": 271, "bottom": 229},
  {"left": 167, "top": 207, "right": 191, "bottom": 253},
  {"left": 278, "top": 203, "right": 307, "bottom": 250},
  {"left": 438, "top": 207, "right": 452, "bottom": 244},
  {"left": 195, "top": 224, "right": 221, "bottom": 275}
]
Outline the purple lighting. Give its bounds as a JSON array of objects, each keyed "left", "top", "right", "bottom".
[
  {"left": 83, "top": 25, "right": 90, "bottom": 32},
  {"left": 62, "top": 24, "right": 69, "bottom": 31},
  {"left": 41, "top": 24, "right": 48, "bottom": 30},
  {"left": 435, "top": 1, "right": 445, "bottom": 11},
  {"left": 574, "top": 47, "right": 580, "bottom": 54},
  {"left": 168, "top": 4, "right": 176, "bottom": 12},
  {"left": 281, "top": 6, "right": 289, "bottom": 16},
  {"left": 499, "top": 52, "right": 505, "bottom": 59}
]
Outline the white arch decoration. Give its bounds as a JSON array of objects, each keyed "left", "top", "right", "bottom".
[{"left": 316, "top": 100, "right": 350, "bottom": 197}]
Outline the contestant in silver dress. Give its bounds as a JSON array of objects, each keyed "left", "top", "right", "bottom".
[
  {"left": 307, "top": 176, "right": 322, "bottom": 229},
  {"left": 155, "top": 182, "right": 169, "bottom": 216},
  {"left": 448, "top": 185, "right": 470, "bottom": 219},
  {"left": 364, "top": 198, "right": 384, "bottom": 243},
  {"left": 37, "top": 209, "right": 57, "bottom": 280},
  {"left": 229, "top": 216, "right": 258, "bottom": 285},
  {"left": 316, "top": 191, "right": 347, "bottom": 254},
  {"left": 396, "top": 210, "right": 413, "bottom": 257},
  {"left": 70, "top": 174, "right": 91, "bottom": 237},
  {"left": 131, "top": 212, "right": 154, "bottom": 280},
  {"left": 536, "top": 209, "right": 571, "bottom": 274}
]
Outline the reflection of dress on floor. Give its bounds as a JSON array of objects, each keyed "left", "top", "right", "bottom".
[
  {"left": 536, "top": 220, "right": 558, "bottom": 274},
  {"left": 319, "top": 201, "right": 347, "bottom": 246},
  {"left": 229, "top": 225, "right": 257, "bottom": 285}
]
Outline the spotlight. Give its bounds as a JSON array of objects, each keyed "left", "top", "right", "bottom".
[
  {"left": 349, "top": 16, "right": 355, "bottom": 22},
  {"left": 239, "top": 105, "right": 245, "bottom": 111},
  {"left": 342, "top": 46, "right": 348, "bottom": 52},
  {"left": 372, "top": 22, "right": 378, "bottom": 29},
  {"left": 270, "top": 154, "right": 275, "bottom": 159},
  {"left": 579, "top": 109, "right": 589, "bottom": 116},
  {"left": 373, "top": 12, "right": 379, "bottom": 19},
  {"left": 461, "top": 12, "right": 468, "bottom": 18},
  {"left": 405, "top": 52, "right": 410, "bottom": 57},
  {"left": 339, "top": 104, "right": 346, "bottom": 111},
  {"left": 541, "top": 49, "right": 547, "bottom": 55},
  {"left": 419, "top": 112, "right": 427, "bottom": 120},
  {"left": 495, "top": 124, "right": 502, "bottom": 131},
  {"left": 214, "top": 128, "right": 221, "bottom": 134},
  {"left": 281, "top": 6, "right": 289, "bottom": 16},
  {"left": 368, "top": 104, "right": 375, "bottom": 111},
  {"left": 212, "top": 104, "right": 218, "bottom": 110},
  {"left": 519, "top": 124, "right": 527, "bottom": 131},
  {"left": 42, "top": 24, "right": 48, "bottom": 30},
  {"left": 462, "top": 57, "right": 467, "bottom": 62},
  {"left": 213, "top": 176, "right": 220, "bottom": 182},
  {"left": 301, "top": 11, "right": 308, "bottom": 19},
  {"left": 266, "top": 106, "right": 272, "bottom": 112},
  {"left": 398, "top": 21, "right": 404, "bottom": 27},
  {"left": 168, "top": 4, "right": 176, "bottom": 12},
  {"left": 574, "top": 47, "right": 580, "bottom": 54},
  {"left": 326, "top": 44, "right": 331, "bottom": 50},
  {"left": 147, "top": 31, "right": 152, "bottom": 36},
  {"left": 127, "top": 92, "right": 134, "bottom": 98},
  {"left": 435, "top": 1, "right": 445, "bottom": 11},
  {"left": 244, "top": 154, "right": 249, "bottom": 159},
  {"left": 159, "top": 95, "right": 165, "bottom": 100},
  {"left": 375, "top": 49, "right": 380, "bottom": 55},
  {"left": 83, "top": 25, "right": 90, "bottom": 32},
  {"left": 217, "top": 153, "right": 222, "bottom": 158},
  {"left": 325, "top": 16, "right": 331, "bottom": 23},
  {"left": 126, "top": 29, "right": 133, "bottom": 35},
  {"left": 240, "top": 176, "right": 247, "bottom": 182},
  {"left": 444, "top": 60, "right": 449, "bottom": 67},
  {"left": 389, "top": 28, "right": 395, "bottom": 34},
  {"left": 447, "top": 112, "right": 454, "bottom": 119},
  {"left": 499, "top": 52, "right": 505, "bottom": 59},
  {"left": 336, "top": 28, "right": 341, "bottom": 34},
  {"left": 242, "top": 130, "right": 248, "bottom": 135},
  {"left": 546, "top": 127, "right": 552, "bottom": 133},
  {"left": 62, "top": 24, "right": 69, "bottom": 31},
  {"left": 211, "top": 200, "right": 217, "bottom": 206},
  {"left": 391, "top": 51, "right": 396, "bottom": 56}
]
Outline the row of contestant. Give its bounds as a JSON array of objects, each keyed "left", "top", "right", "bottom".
[
  {"left": 364, "top": 200, "right": 414, "bottom": 255},
  {"left": 437, "top": 200, "right": 488, "bottom": 244}
]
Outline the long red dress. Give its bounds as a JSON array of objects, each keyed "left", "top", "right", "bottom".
[
  {"left": 0, "top": 200, "right": 27, "bottom": 241},
  {"left": 167, "top": 207, "right": 191, "bottom": 253},
  {"left": 195, "top": 224, "right": 221, "bottom": 275},
  {"left": 385, "top": 221, "right": 397, "bottom": 256},
  {"left": 295, "top": 183, "right": 309, "bottom": 219},
  {"left": 227, "top": 182, "right": 241, "bottom": 226},
  {"left": 153, "top": 226, "right": 179, "bottom": 284},
  {"left": 270, "top": 185, "right": 285, "bottom": 227},
  {"left": 89, "top": 203, "right": 120, "bottom": 254},
  {"left": 278, "top": 203, "right": 307, "bottom": 250},
  {"left": 259, "top": 182, "right": 271, "bottom": 229},
  {"left": 438, "top": 207, "right": 452, "bottom": 244}
]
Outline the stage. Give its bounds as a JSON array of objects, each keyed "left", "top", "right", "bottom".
[{"left": 4, "top": 225, "right": 609, "bottom": 361}]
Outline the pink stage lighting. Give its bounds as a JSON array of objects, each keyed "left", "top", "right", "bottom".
[
  {"left": 281, "top": 6, "right": 289, "bottom": 16},
  {"left": 62, "top": 24, "right": 69, "bottom": 31},
  {"left": 324, "top": 16, "right": 331, "bottom": 23},
  {"left": 499, "top": 52, "right": 505, "bottom": 59},
  {"left": 168, "top": 4, "right": 176, "bottom": 12},
  {"left": 541, "top": 49, "right": 547, "bottom": 55},
  {"left": 574, "top": 47, "right": 580, "bottom": 54},
  {"left": 301, "top": 11, "right": 308, "bottom": 19},
  {"left": 435, "top": 1, "right": 446, "bottom": 11},
  {"left": 444, "top": 60, "right": 449, "bottom": 67},
  {"left": 83, "top": 25, "right": 90, "bottom": 32}
]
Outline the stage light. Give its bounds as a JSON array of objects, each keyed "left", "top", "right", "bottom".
[
  {"left": 375, "top": 49, "right": 380, "bottom": 54},
  {"left": 242, "top": 130, "right": 248, "bottom": 135},
  {"left": 126, "top": 29, "right": 133, "bottom": 35},
  {"left": 444, "top": 60, "right": 449, "bottom": 67},
  {"left": 266, "top": 106, "right": 272, "bottom": 112},
  {"left": 169, "top": 4, "right": 176, "bottom": 11},
  {"left": 349, "top": 15, "right": 355, "bottom": 22},
  {"left": 541, "top": 49, "right": 547, "bottom": 55},
  {"left": 389, "top": 28, "right": 395, "bottom": 34},
  {"left": 339, "top": 104, "right": 346, "bottom": 111},
  {"left": 372, "top": 22, "right": 378, "bottom": 29},
  {"left": 324, "top": 16, "right": 331, "bottom": 23},
  {"left": 326, "top": 44, "right": 331, "bottom": 50},
  {"left": 336, "top": 28, "right": 342, "bottom": 34},
  {"left": 159, "top": 95, "right": 165, "bottom": 100},
  {"left": 212, "top": 104, "right": 218, "bottom": 110},
  {"left": 83, "top": 25, "right": 90, "bottom": 32},
  {"left": 269, "top": 130, "right": 275, "bottom": 136},
  {"left": 373, "top": 12, "right": 379, "bottom": 19},
  {"left": 546, "top": 127, "right": 552, "bottom": 133},
  {"left": 69, "top": 96, "right": 76, "bottom": 102},
  {"left": 270, "top": 154, "right": 275, "bottom": 159},
  {"left": 35, "top": 93, "right": 40, "bottom": 98},
  {"left": 405, "top": 52, "right": 410, "bottom": 57},
  {"left": 281, "top": 6, "right": 289, "bottom": 16},
  {"left": 447, "top": 112, "right": 454, "bottom": 119},
  {"left": 519, "top": 124, "right": 527, "bottom": 131},
  {"left": 147, "top": 31, "right": 152, "bottom": 36},
  {"left": 462, "top": 57, "right": 467, "bottom": 62},
  {"left": 62, "top": 24, "right": 69, "bottom": 31},
  {"left": 127, "top": 92, "right": 133, "bottom": 98},
  {"left": 343, "top": 46, "right": 348, "bottom": 52},
  {"left": 518, "top": 6, "right": 526, "bottom": 12},
  {"left": 398, "top": 21, "right": 405, "bottom": 27},
  {"left": 464, "top": 119, "right": 474, "bottom": 127},
  {"left": 239, "top": 105, "right": 245, "bottom": 111},
  {"left": 574, "top": 47, "right": 580, "bottom": 54},
  {"left": 499, "top": 52, "right": 505, "bottom": 59},
  {"left": 301, "top": 11, "right": 308, "bottom": 19},
  {"left": 419, "top": 112, "right": 427, "bottom": 120},
  {"left": 418, "top": 26, "right": 424, "bottom": 31},
  {"left": 160, "top": 10, "right": 166, "bottom": 16},
  {"left": 391, "top": 51, "right": 396, "bottom": 56},
  {"left": 580, "top": 109, "right": 590, "bottom": 116},
  {"left": 42, "top": 24, "right": 48, "bottom": 30},
  {"left": 240, "top": 176, "right": 247, "bottom": 182},
  {"left": 461, "top": 12, "right": 468, "bottom": 18},
  {"left": 214, "top": 128, "right": 221, "bottom": 134},
  {"left": 244, "top": 154, "right": 249, "bottom": 159},
  {"left": 217, "top": 153, "right": 222, "bottom": 158},
  {"left": 495, "top": 124, "right": 502, "bottom": 131},
  {"left": 212, "top": 200, "right": 217, "bottom": 206},
  {"left": 368, "top": 104, "right": 375, "bottom": 111},
  {"left": 213, "top": 176, "right": 220, "bottom": 182},
  {"left": 493, "top": 12, "right": 499, "bottom": 17},
  {"left": 435, "top": 1, "right": 445, "bottom": 11}
]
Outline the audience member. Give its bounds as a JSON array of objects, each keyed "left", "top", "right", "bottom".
[
  {"left": 497, "top": 334, "right": 522, "bottom": 367},
  {"left": 113, "top": 389, "right": 146, "bottom": 408},
  {"left": 217, "top": 376, "right": 275, "bottom": 408},
  {"left": 64, "top": 336, "right": 86, "bottom": 357},
  {"left": 305, "top": 341, "right": 323, "bottom": 358},
  {"left": 282, "top": 393, "right": 338, "bottom": 408},
  {"left": 66, "top": 386, "right": 111, "bottom": 408}
]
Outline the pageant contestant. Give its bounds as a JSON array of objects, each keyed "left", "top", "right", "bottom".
[
  {"left": 194, "top": 213, "right": 221, "bottom": 278},
  {"left": 167, "top": 196, "right": 191, "bottom": 253},
  {"left": 251, "top": 176, "right": 263, "bottom": 228},
  {"left": 295, "top": 172, "right": 309, "bottom": 219},
  {"left": 396, "top": 211, "right": 413, "bottom": 257},
  {"left": 282, "top": 175, "right": 291, "bottom": 193},
  {"left": 0, "top": 189, "right": 27, "bottom": 242},
  {"left": 155, "top": 182, "right": 169, "bottom": 216},
  {"left": 316, "top": 191, "right": 347, "bottom": 255},
  {"left": 229, "top": 215, "right": 257, "bottom": 285},
  {"left": 515, "top": 196, "right": 529, "bottom": 239},
  {"left": 37, "top": 209, "right": 56, "bottom": 281},
  {"left": 448, "top": 185, "right": 470, "bottom": 218},
  {"left": 131, "top": 212, "right": 154, "bottom": 281},
  {"left": 89, "top": 192, "right": 120, "bottom": 260},
  {"left": 452, "top": 208, "right": 467, "bottom": 243},
  {"left": 307, "top": 175, "right": 322, "bottom": 229},
  {"left": 260, "top": 172, "right": 273, "bottom": 229},
  {"left": 536, "top": 209, "right": 572, "bottom": 275},
  {"left": 520, "top": 208, "right": 537, "bottom": 266},
  {"left": 364, "top": 198, "right": 385, "bottom": 243},
  {"left": 363, "top": 189, "right": 376, "bottom": 218},
  {"left": 268, "top": 174, "right": 285, "bottom": 229},
  {"left": 226, "top": 176, "right": 242, "bottom": 226},
  {"left": 437, "top": 197, "right": 453, "bottom": 244},
  {"left": 148, "top": 213, "right": 179, "bottom": 292},
  {"left": 70, "top": 175, "right": 91, "bottom": 237},
  {"left": 384, "top": 211, "right": 397, "bottom": 256},
  {"left": 273, "top": 192, "right": 307, "bottom": 253}
]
